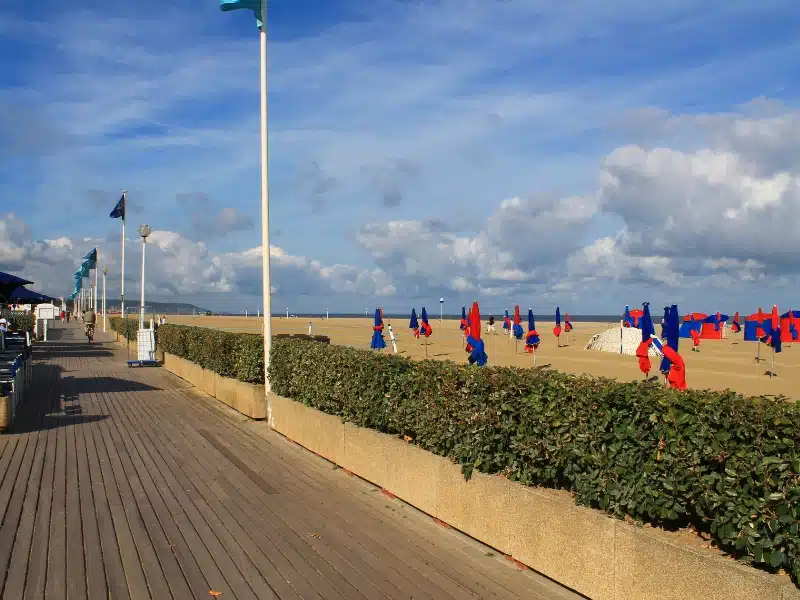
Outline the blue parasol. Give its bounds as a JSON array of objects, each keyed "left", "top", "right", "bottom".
[
  {"left": 525, "top": 308, "right": 540, "bottom": 351},
  {"left": 640, "top": 302, "right": 655, "bottom": 342},
  {"left": 660, "top": 304, "right": 679, "bottom": 373},
  {"left": 370, "top": 308, "right": 386, "bottom": 350},
  {"left": 623, "top": 305, "right": 632, "bottom": 327},
  {"left": 409, "top": 308, "right": 419, "bottom": 330}
]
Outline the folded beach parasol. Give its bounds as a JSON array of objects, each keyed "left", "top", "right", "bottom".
[{"left": 370, "top": 308, "right": 386, "bottom": 350}]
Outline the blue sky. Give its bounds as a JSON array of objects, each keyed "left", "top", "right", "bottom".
[{"left": 2, "top": 0, "right": 800, "bottom": 314}]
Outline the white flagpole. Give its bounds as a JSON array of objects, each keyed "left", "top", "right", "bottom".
[
  {"left": 259, "top": 0, "right": 273, "bottom": 394},
  {"left": 121, "top": 191, "right": 127, "bottom": 320},
  {"left": 102, "top": 267, "right": 107, "bottom": 332},
  {"left": 93, "top": 253, "right": 98, "bottom": 313}
]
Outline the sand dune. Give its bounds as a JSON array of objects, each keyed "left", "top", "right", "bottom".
[{"left": 162, "top": 315, "right": 800, "bottom": 400}]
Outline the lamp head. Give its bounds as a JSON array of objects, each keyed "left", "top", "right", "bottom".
[
  {"left": 102, "top": 266, "right": 108, "bottom": 275},
  {"left": 138, "top": 224, "right": 152, "bottom": 238}
]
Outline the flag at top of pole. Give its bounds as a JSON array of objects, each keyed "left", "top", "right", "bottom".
[
  {"left": 110, "top": 192, "right": 126, "bottom": 317},
  {"left": 220, "top": 0, "right": 265, "bottom": 28},
  {"left": 82, "top": 247, "right": 98, "bottom": 270},
  {"left": 110, "top": 194, "right": 125, "bottom": 219}
]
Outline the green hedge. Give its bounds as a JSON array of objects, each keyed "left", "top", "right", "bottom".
[
  {"left": 0, "top": 311, "right": 35, "bottom": 332},
  {"left": 269, "top": 338, "right": 800, "bottom": 584},
  {"left": 109, "top": 316, "right": 139, "bottom": 342},
  {"left": 156, "top": 323, "right": 264, "bottom": 383}
]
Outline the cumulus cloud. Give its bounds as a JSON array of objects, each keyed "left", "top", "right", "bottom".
[
  {"left": 597, "top": 103, "right": 800, "bottom": 276},
  {"left": 0, "top": 213, "right": 393, "bottom": 311},
  {"left": 350, "top": 102, "right": 800, "bottom": 309}
]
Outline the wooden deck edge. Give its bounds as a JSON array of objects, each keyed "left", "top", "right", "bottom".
[{"left": 266, "top": 392, "right": 799, "bottom": 600}]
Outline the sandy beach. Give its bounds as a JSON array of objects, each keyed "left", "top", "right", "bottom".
[{"left": 161, "top": 315, "right": 800, "bottom": 400}]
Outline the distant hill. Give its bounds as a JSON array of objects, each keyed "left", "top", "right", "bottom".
[{"left": 105, "top": 301, "right": 211, "bottom": 315}]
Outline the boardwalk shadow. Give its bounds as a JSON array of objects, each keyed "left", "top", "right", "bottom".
[{"left": 62, "top": 376, "right": 162, "bottom": 394}]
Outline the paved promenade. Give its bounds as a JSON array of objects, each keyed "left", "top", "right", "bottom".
[{"left": 0, "top": 323, "right": 580, "bottom": 599}]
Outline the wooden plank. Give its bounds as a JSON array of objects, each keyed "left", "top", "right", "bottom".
[
  {"left": 132, "top": 389, "right": 429, "bottom": 600},
  {"left": 93, "top": 387, "right": 195, "bottom": 600},
  {"left": 88, "top": 385, "right": 168, "bottom": 599},
  {"left": 169, "top": 401, "right": 462, "bottom": 600},
  {"left": 95, "top": 388, "right": 215, "bottom": 600},
  {"left": 0, "top": 427, "right": 42, "bottom": 595},
  {"left": 65, "top": 404, "right": 87, "bottom": 600},
  {"left": 107, "top": 385, "right": 286, "bottom": 600},
  {"left": 45, "top": 422, "right": 67, "bottom": 599},
  {"left": 93, "top": 377, "right": 260, "bottom": 600},
  {"left": 21, "top": 424, "right": 56, "bottom": 599},
  {"left": 71, "top": 391, "right": 107, "bottom": 600},
  {"left": 4, "top": 416, "right": 48, "bottom": 599},
  {"left": 82, "top": 390, "right": 146, "bottom": 600},
  {"left": 0, "top": 437, "right": 19, "bottom": 492}
]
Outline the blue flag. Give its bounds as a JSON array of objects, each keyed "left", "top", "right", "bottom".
[
  {"left": 220, "top": 0, "right": 264, "bottom": 29},
  {"left": 82, "top": 247, "right": 97, "bottom": 269},
  {"left": 110, "top": 194, "right": 125, "bottom": 219}
]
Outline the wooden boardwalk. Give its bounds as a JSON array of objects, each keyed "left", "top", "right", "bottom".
[{"left": 0, "top": 324, "right": 581, "bottom": 600}]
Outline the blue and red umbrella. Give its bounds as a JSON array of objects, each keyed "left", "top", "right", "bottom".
[
  {"left": 465, "top": 301, "right": 487, "bottom": 366},
  {"left": 420, "top": 307, "right": 432, "bottom": 337},
  {"left": 503, "top": 309, "right": 511, "bottom": 332},
  {"left": 410, "top": 308, "right": 420, "bottom": 338},
  {"left": 730, "top": 311, "right": 741, "bottom": 333},
  {"left": 564, "top": 311, "right": 573, "bottom": 333},
  {"left": 524, "top": 309, "right": 540, "bottom": 353},
  {"left": 659, "top": 304, "right": 679, "bottom": 375},
  {"left": 636, "top": 302, "right": 656, "bottom": 376},
  {"left": 460, "top": 306, "right": 468, "bottom": 331},
  {"left": 623, "top": 305, "right": 632, "bottom": 328},
  {"left": 370, "top": 308, "right": 386, "bottom": 350},
  {"left": 512, "top": 305, "right": 524, "bottom": 340},
  {"left": 553, "top": 307, "right": 562, "bottom": 346}
]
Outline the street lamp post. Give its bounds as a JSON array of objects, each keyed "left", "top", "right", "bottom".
[
  {"left": 439, "top": 298, "right": 444, "bottom": 323},
  {"left": 102, "top": 266, "right": 108, "bottom": 332},
  {"left": 138, "top": 224, "right": 152, "bottom": 328}
]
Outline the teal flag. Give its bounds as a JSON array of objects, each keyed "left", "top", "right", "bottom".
[
  {"left": 220, "top": 0, "right": 264, "bottom": 29},
  {"left": 82, "top": 247, "right": 97, "bottom": 269}
]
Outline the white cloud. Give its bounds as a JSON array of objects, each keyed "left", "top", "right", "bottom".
[{"left": 0, "top": 213, "right": 393, "bottom": 310}]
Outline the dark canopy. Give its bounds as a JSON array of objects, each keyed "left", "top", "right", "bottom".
[{"left": 0, "top": 272, "right": 34, "bottom": 303}]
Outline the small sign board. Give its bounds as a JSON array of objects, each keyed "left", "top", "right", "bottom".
[{"left": 36, "top": 303, "right": 57, "bottom": 320}]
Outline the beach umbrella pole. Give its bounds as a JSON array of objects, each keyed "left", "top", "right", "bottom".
[
  {"left": 424, "top": 336, "right": 428, "bottom": 357},
  {"left": 771, "top": 348, "right": 775, "bottom": 377}
]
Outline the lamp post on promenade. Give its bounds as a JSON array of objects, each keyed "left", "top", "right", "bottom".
[{"left": 138, "top": 224, "right": 152, "bottom": 329}]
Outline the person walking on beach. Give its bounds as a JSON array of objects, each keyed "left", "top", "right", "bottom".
[{"left": 487, "top": 314, "right": 496, "bottom": 334}]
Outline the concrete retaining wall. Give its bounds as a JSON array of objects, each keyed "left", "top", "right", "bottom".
[
  {"left": 162, "top": 353, "right": 266, "bottom": 419},
  {"left": 267, "top": 392, "right": 800, "bottom": 600}
]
